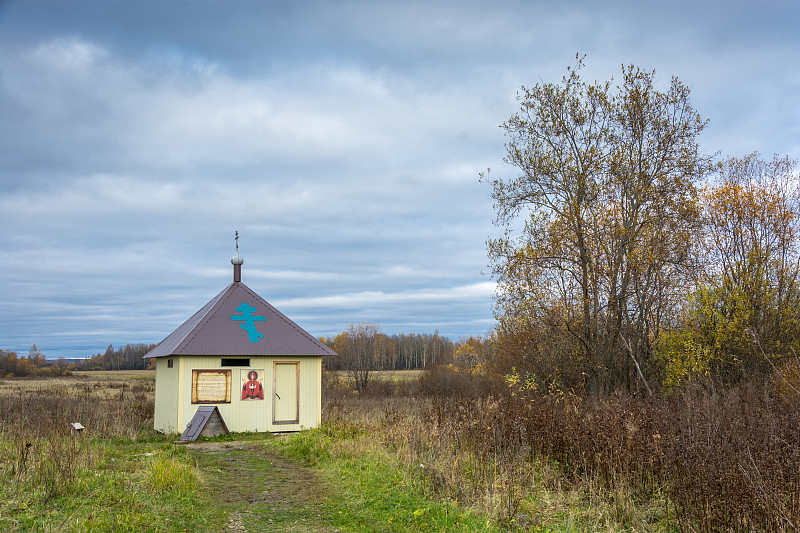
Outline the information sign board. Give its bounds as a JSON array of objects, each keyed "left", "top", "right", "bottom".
[{"left": 191, "top": 370, "right": 232, "bottom": 403}]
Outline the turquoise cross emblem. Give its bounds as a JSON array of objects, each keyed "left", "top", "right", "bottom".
[{"left": 230, "top": 303, "right": 266, "bottom": 342}]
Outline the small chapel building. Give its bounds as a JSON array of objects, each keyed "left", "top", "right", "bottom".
[{"left": 144, "top": 238, "right": 335, "bottom": 434}]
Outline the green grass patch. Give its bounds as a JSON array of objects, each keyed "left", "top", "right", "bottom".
[
  {"left": 266, "top": 428, "right": 514, "bottom": 532},
  {"left": 188, "top": 440, "right": 330, "bottom": 532},
  {"left": 0, "top": 437, "right": 216, "bottom": 532},
  {"left": 140, "top": 449, "right": 199, "bottom": 496}
]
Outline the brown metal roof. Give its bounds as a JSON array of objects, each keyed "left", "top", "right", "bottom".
[{"left": 145, "top": 280, "right": 336, "bottom": 358}]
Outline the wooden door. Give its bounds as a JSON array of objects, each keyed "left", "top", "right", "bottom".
[{"left": 272, "top": 362, "right": 299, "bottom": 424}]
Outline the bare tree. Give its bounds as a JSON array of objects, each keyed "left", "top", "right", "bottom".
[{"left": 334, "top": 322, "right": 392, "bottom": 393}]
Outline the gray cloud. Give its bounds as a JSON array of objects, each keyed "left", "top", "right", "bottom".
[{"left": 1, "top": 0, "right": 798, "bottom": 358}]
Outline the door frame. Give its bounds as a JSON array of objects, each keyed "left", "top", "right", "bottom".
[{"left": 272, "top": 361, "right": 300, "bottom": 425}]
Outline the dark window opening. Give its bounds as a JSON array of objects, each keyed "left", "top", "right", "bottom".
[
  {"left": 167, "top": 359, "right": 174, "bottom": 368},
  {"left": 221, "top": 358, "right": 250, "bottom": 367}
]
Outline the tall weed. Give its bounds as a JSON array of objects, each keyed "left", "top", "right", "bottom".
[
  {"left": 327, "top": 375, "right": 800, "bottom": 531},
  {"left": 0, "top": 384, "right": 154, "bottom": 503}
]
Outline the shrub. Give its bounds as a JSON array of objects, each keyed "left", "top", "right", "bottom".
[
  {"left": 418, "top": 365, "right": 491, "bottom": 397},
  {"left": 424, "top": 384, "right": 800, "bottom": 531}
]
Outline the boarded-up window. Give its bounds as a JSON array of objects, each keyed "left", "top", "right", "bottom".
[
  {"left": 191, "top": 369, "right": 232, "bottom": 404},
  {"left": 221, "top": 358, "right": 250, "bottom": 367}
]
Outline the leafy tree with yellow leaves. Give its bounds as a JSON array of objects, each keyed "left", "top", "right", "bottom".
[
  {"left": 483, "top": 56, "right": 713, "bottom": 395},
  {"left": 682, "top": 153, "right": 800, "bottom": 385}
]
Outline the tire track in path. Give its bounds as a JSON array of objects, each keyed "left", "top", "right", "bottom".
[{"left": 187, "top": 441, "right": 340, "bottom": 533}]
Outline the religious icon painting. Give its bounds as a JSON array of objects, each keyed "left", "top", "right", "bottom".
[{"left": 241, "top": 369, "right": 265, "bottom": 400}]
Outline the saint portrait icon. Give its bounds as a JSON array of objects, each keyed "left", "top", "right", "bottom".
[{"left": 241, "top": 369, "right": 264, "bottom": 400}]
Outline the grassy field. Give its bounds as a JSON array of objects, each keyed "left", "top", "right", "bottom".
[
  {"left": 71, "top": 369, "right": 155, "bottom": 381},
  {"left": 0, "top": 369, "right": 155, "bottom": 399},
  {"left": 3, "top": 370, "right": 798, "bottom": 531},
  {"left": 0, "top": 371, "right": 509, "bottom": 532},
  {"left": 332, "top": 369, "right": 422, "bottom": 380}
]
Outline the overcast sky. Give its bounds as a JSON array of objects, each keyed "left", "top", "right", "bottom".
[{"left": 1, "top": 1, "right": 798, "bottom": 359}]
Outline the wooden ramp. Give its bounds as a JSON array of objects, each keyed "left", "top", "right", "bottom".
[{"left": 180, "top": 406, "right": 229, "bottom": 442}]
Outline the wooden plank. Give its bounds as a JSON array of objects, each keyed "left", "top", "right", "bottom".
[
  {"left": 200, "top": 413, "right": 228, "bottom": 437},
  {"left": 180, "top": 406, "right": 229, "bottom": 441}
]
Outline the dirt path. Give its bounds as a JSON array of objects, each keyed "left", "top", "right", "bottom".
[{"left": 186, "top": 441, "right": 339, "bottom": 533}]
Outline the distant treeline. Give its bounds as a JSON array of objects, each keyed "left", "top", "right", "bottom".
[
  {"left": 321, "top": 330, "right": 458, "bottom": 371},
  {"left": 0, "top": 343, "right": 156, "bottom": 377},
  {"left": 79, "top": 343, "right": 157, "bottom": 371},
  {"left": 1, "top": 331, "right": 463, "bottom": 377},
  {"left": 0, "top": 345, "right": 49, "bottom": 377}
]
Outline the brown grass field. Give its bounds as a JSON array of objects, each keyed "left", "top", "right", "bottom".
[
  {"left": 333, "top": 368, "right": 422, "bottom": 382},
  {"left": 0, "top": 369, "right": 155, "bottom": 398},
  {"left": 2, "top": 369, "right": 800, "bottom": 531}
]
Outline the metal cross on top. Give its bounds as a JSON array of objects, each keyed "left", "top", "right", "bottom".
[{"left": 235, "top": 230, "right": 239, "bottom": 253}]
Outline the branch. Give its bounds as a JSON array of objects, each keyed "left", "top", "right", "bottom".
[
  {"left": 749, "top": 328, "right": 800, "bottom": 398},
  {"left": 620, "top": 334, "right": 653, "bottom": 397}
]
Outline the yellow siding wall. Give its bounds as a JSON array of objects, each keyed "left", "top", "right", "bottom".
[
  {"left": 153, "top": 357, "right": 180, "bottom": 433},
  {"left": 153, "top": 355, "right": 322, "bottom": 434}
]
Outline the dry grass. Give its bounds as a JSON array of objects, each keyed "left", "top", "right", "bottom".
[
  {"left": 321, "top": 396, "right": 650, "bottom": 531},
  {"left": 0, "top": 370, "right": 155, "bottom": 400},
  {"left": 0, "top": 372, "right": 156, "bottom": 506},
  {"left": 325, "top": 369, "right": 425, "bottom": 398},
  {"left": 331, "top": 369, "right": 423, "bottom": 383},
  {"left": 71, "top": 369, "right": 155, "bottom": 380},
  {"left": 322, "top": 372, "right": 800, "bottom": 532},
  {"left": 6, "top": 368, "right": 796, "bottom": 531}
]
